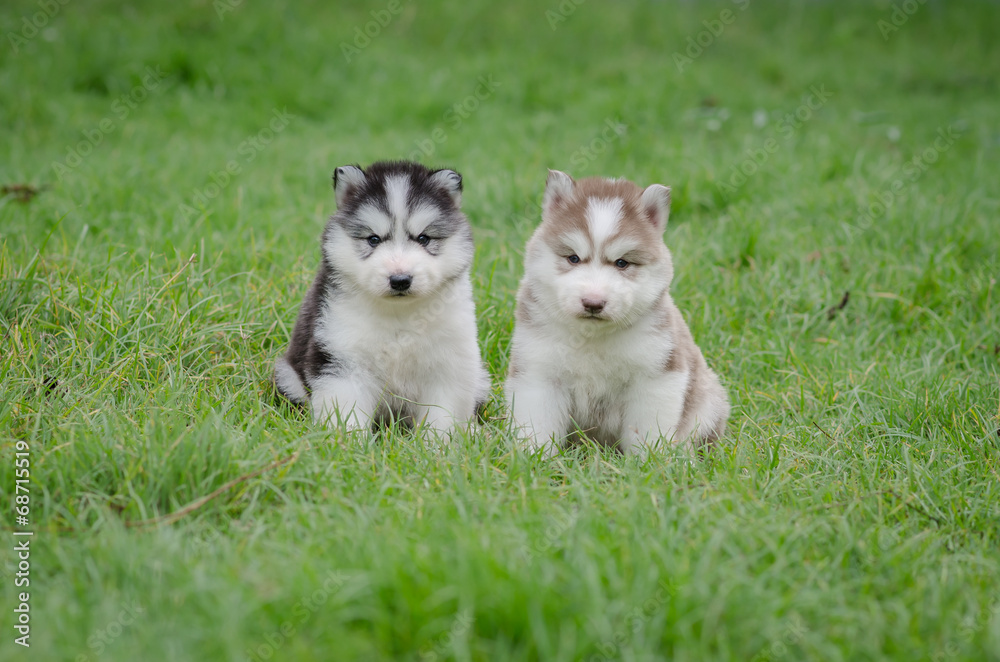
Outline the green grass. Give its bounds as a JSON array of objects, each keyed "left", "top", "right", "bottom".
[{"left": 2, "top": 0, "right": 999, "bottom": 659}]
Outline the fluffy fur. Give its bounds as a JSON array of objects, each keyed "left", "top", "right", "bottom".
[
  {"left": 505, "top": 170, "right": 730, "bottom": 457},
  {"left": 274, "top": 160, "right": 490, "bottom": 433}
]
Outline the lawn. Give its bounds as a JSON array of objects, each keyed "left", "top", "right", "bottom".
[{"left": 2, "top": 0, "right": 999, "bottom": 660}]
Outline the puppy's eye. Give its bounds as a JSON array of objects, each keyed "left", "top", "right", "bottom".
[
  {"left": 415, "top": 234, "right": 431, "bottom": 246},
  {"left": 614, "top": 258, "right": 629, "bottom": 269},
  {"left": 567, "top": 255, "right": 580, "bottom": 264},
  {"left": 366, "top": 235, "right": 381, "bottom": 247}
]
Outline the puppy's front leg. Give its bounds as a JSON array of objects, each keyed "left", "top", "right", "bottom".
[
  {"left": 416, "top": 386, "right": 477, "bottom": 436},
  {"left": 619, "top": 373, "right": 688, "bottom": 458},
  {"left": 310, "top": 374, "right": 376, "bottom": 432},
  {"left": 507, "top": 377, "right": 571, "bottom": 457}
]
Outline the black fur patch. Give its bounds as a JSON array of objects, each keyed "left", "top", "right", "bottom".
[
  {"left": 278, "top": 261, "right": 346, "bottom": 390},
  {"left": 332, "top": 161, "right": 465, "bottom": 235},
  {"left": 329, "top": 161, "right": 470, "bottom": 263}
]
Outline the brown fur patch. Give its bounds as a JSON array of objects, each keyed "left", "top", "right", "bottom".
[
  {"left": 516, "top": 285, "right": 537, "bottom": 325},
  {"left": 675, "top": 361, "right": 705, "bottom": 438},
  {"left": 658, "top": 304, "right": 691, "bottom": 373},
  {"left": 615, "top": 264, "right": 642, "bottom": 281},
  {"left": 539, "top": 177, "right": 664, "bottom": 254},
  {"left": 657, "top": 295, "right": 727, "bottom": 445}
]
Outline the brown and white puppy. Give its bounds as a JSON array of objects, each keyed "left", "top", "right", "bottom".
[{"left": 504, "top": 170, "right": 729, "bottom": 457}]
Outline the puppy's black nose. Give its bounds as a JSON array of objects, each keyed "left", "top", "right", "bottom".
[
  {"left": 582, "top": 298, "right": 606, "bottom": 314},
  {"left": 389, "top": 274, "right": 412, "bottom": 292}
]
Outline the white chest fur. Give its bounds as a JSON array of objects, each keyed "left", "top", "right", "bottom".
[
  {"left": 514, "top": 313, "right": 679, "bottom": 438},
  {"left": 316, "top": 280, "right": 480, "bottom": 400}
]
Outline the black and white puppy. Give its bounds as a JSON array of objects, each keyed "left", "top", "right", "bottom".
[{"left": 274, "top": 161, "right": 490, "bottom": 433}]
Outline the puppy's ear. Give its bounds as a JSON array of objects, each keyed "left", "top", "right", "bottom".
[
  {"left": 429, "top": 169, "right": 463, "bottom": 207},
  {"left": 639, "top": 184, "right": 671, "bottom": 232},
  {"left": 333, "top": 165, "right": 366, "bottom": 208},
  {"left": 543, "top": 169, "right": 575, "bottom": 216}
]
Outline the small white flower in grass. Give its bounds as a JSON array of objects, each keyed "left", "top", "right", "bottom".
[
  {"left": 753, "top": 109, "right": 768, "bottom": 128},
  {"left": 887, "top": 126, "right": 901, "bottom": 142},
  {"left": 706, "top": 119, "right": 722, "bottom": 132}
]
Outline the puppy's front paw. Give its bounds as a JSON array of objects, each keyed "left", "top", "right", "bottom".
[{"left": 312, "top": 402, "right": 367, "bottom": 433}]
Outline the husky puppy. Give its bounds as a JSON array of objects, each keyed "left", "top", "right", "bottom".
[
  {"left": 505, "top": 170, "right": 729, "bottom": 457},
  {"left": 273, "top": 161, "right": 490, "bottom": 434}
]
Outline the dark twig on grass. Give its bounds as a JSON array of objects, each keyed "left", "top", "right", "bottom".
[
  {"left": 801, "top": 489, "right": 947, "bottom": 530},
  {"left": 884, "top": 489, "right": 948, "bottom": 528},
  {"left": 0, "top": 452, "right": 295, "bottom": 533},
  {"left": 812, "top": 421, "right": 836, "bottom": 441},
  {"left": 125, "top": 452, "right": 300, "bottom": 528},
  {"left": 826, "top": 291, "right": 850, "bottom": 320},
  {"left": 1, "top": 183, "right": 45, "bottom": 203}
]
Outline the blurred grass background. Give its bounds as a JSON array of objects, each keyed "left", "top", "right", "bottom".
[{"left": 1, "top": 0, "right": 999, "bottom": 660}]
